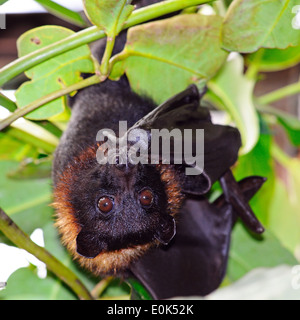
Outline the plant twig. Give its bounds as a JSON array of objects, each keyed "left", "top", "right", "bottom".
[
  {"left": 123, "top": 0, "right": 213, "bottom": 29},
  {"left": 0, "top": 207, "right": 93, "bottom": 300},
  {"left": 245, "top": 49, "right": 265, "bottom": 80},
  {"left": 0, "top": 92, "right": 17, "bottom": 112},
  {"left": 100, "top": 36, "right": 116, "bottom": 77},
  {"left": 0, "top": 75, "right": 100, "bottom": 131},
  {"left": 91, "top": 277, "right": 114, "bottom": 299},
  {"left": 257, "top": 81, "right": 300, "bottom": 105}
]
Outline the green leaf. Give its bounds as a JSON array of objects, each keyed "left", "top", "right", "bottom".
[
  {"left": 0, "top": 267, "right": 76, "bottom": 300},
  {"left": 233, "top": 123, "right": 275, "bottom": 225},
  {"left": 5, "top": 127, "right": 57, "bottom": 154},
  {"left": 0, "top": 159, "right": 53, "bottom": 242},
  {"left": 222, "top": 0, "right": 300, "bottom": 53},
  {"left": 269, "top": 180, "right": 300, "bottom": 256},
  {"left": 127, "top": 278, "right": 153, "bottom": 300},
  {"left": 101, "top": 278, "right": 131, "bottom": 299},
  {"left": 0, "top": 161, "right": 52, "bottom": 217},
  {"left": 247, "top": 46, "right": 300, "bottom": 72},
  {"left": 227, "top": 223, "right": 298, "bottom": 282},
  {"left": 268, "top": 149, "right": 300, "bottom": 254},
  {"left": 0, "top": 133, "right": 37, "bottom": 162},
  {"left": 111, "top": 14, "right": 228, "bottom": 104},
  {"left": 7, "top": 158, "right": 52, "bottom": 180},
  {"left": 208, "top": 53, "right": 259, "bottom": 154},
  {"left": 15, "top": 26, "right": 95, "bottom": 120},
  {"left": 0, "top": 0, "right": 8, "bottom": 5},
  {"left": 83, "top": 0, "right": 134, "bottom": 36}
]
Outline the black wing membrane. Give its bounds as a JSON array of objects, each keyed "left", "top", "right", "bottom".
[
  {"left": 128, "top": 85, "right": 242, "bottom": 195},
  {"left": 130, "top": 177, "right": 266, "bottom": 300}
]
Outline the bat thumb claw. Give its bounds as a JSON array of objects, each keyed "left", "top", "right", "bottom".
[
  {"left": 154, "top": 217, "right": 176, "bottom": 245},
  {"left": 220, "top": 170, "right": 265, "bottom": 235}
]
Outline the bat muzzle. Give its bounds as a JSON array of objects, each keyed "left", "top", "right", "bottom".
[{"left": 76, "top": 214, "right": 176, "bottom": 259}]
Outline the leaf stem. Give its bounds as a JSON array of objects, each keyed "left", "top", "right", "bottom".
[
  {"left": 0, "top": 207, "right": 93, "bottom": 300},
  {"left": 0, "top": 0, "right": 213, "bottom": 88},
  {"left": 100, "top": 36, "right": 116, "bottom": 77},
  {"left": 0, "top": 75, "right": 100, "bottom": 131},
  {"left": 109, "top": 49, "right": 130, "bottom": 67},
  {"left": 271, "top": 143, "right": 291, "bottom": 168},
  {"left": 91, "top": 277, "right": 114, "bottom": 299},
  {"left": 257, "top": 81, "right": 300, "bottom": 105},
  {"left": 124, "top": 0, "right": 214, "bottom": 29},
  {"left": 245, "top": 49, "right": 265, "bottom": 80}
]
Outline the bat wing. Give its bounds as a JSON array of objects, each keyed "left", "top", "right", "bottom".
[
  {"left": 129, "top": 176, "right": 266, "bottom": 300},
  {"left": 128, "top": 85, "right": 242, "bottom": 195}
]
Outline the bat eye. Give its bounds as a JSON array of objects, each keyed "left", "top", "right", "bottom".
[
  {"left": 139, "top": 189, "right": 153, "bottom": 207},
  {"left": 98, "top": 196, "right": 114, "bottom": 213}
]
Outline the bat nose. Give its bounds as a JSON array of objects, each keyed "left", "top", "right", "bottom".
[{"left": 115, "top": 162, "right": 135, "bottom": 172}]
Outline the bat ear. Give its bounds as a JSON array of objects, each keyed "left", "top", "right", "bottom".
[
  {"left": 154, "top": 216, "right": 176, "bottom": 245},
  {"left": 177, "top": 167, "right": 211, "bottom": 195},
  {"left": 178, "top": 123, "right": 241, "bottom": 195},
  {"left": 128, "top": 85, "right": 241, "bottom": 196},
  {"left": 76, "top": 229, "right": 107, "bottom": 258}
]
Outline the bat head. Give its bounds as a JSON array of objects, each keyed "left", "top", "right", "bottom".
[
  {"left": 53, "top": 145, "right": 183, "bottom": 275},
  {"left": 73, "top": 161, "right": 177, "bottom": 258}
]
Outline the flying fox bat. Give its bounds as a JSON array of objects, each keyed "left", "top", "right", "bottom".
[{"left": 52, "top": 0, "right": 265, "bottom": 299}]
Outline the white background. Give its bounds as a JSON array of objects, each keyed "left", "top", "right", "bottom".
[{"left": 0, "top": 0, "right": 83, "bottom": 14}]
